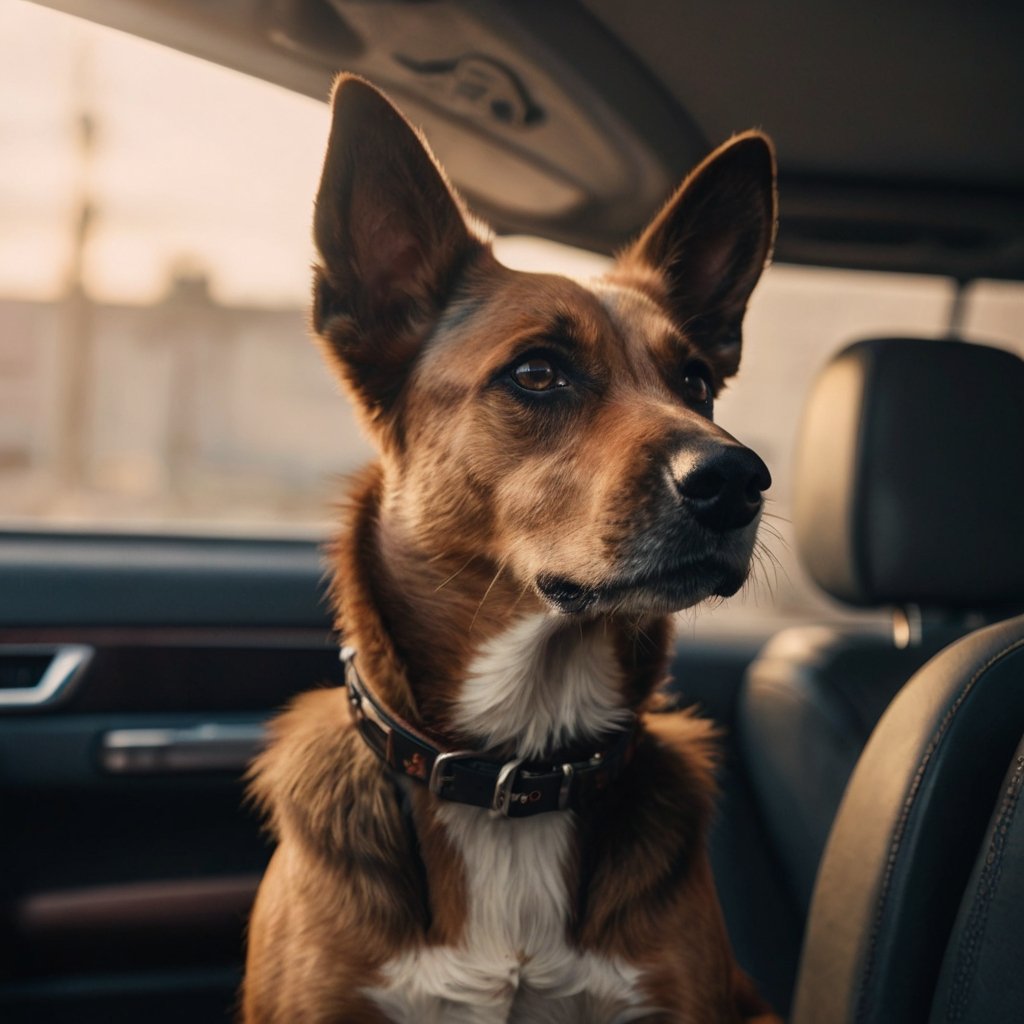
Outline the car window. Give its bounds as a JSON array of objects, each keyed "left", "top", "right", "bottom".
[{"left": 3, "top": 2, "right": 1023, "bottom": 629}]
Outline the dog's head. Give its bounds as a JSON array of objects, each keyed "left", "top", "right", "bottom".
[{"left": 313, "top": 76, "right": 776, "bottom": 618}]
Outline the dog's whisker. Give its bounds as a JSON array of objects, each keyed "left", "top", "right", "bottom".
[
  {"left": 510, "top": 580, "right": 531, "bottom": 613},
  {"left": 434, "top": 555, "right": 476, "bottom": 593},
  {"left": 470, "top": 558, "right": 508, "bottom": 631},
  {"left": 759, "top": 520, "right": 789, "bottom": 544},
  {"left": 749, "top": 540, "right": 787, "bottom": 600},
  {"left": 755, "top": 557, "right": 775, "bottom": 601},
  {"left": 756, "top": 539, "right": 789, "bottom": 586},
  {"left": 756, "top": 556, "right": 777, "bottom": 597}
]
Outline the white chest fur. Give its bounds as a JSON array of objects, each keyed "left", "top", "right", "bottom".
[
  {"left": 454, "top": 612, "right": 634, "bottom": 759},
  {"left": 364, "top": 615, "right": 655, "bottom": 1023},
  {"left": 368, "top": 805, "right": 649, "bottom": 1023}
]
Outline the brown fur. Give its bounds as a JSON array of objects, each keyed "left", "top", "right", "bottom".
[{"left": 243, "top": 74, "right": 782, "bottom": 1022}]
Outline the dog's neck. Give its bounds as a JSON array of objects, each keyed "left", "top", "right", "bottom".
[{"left": 330, "top": 465, "right": 671, "bottom": 759}]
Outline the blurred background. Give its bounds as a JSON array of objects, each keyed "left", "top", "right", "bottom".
[{"left": 2, "top": 0, "right": 1023, "bottom": 623}]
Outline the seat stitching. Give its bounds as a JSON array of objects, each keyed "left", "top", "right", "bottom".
[
  {"left": 854, "top": 635, "right": 1024, "bottom": 1023},
  {"left": 943, "top": 749, "right": 1024, "bottom": 1021}
]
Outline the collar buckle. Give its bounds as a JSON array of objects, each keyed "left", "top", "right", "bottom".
[
  {"left": 558, "top": 762, "right": 575, "bottom": 811},
  {"left": 491, "top": 756, "right": 526, "bottom": 816},
  {"left": 428, "top": 749, "right": 476, "bottom": 797}
]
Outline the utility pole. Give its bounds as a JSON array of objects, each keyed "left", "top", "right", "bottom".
[{"left": 54, "top": 42, "right": 97, "bottom": 489}]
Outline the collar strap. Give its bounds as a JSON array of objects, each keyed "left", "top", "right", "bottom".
[{"left": 340, "top": 646, "right": 637, "bottom": 818}]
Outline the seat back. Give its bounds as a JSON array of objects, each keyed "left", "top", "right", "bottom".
[
  {"left": 929, "top": 731, "right": 1024, "bottom": 1022},
  {"left": 792, "top": 613, "right": 1024, "bottom": 1024},
  {"left": 741, "top": 620, "right": 969, "bottom": 911}
]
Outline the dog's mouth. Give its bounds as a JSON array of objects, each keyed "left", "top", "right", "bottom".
[{"left": 536, "top": 556, "right": 749, "bottom": 616}]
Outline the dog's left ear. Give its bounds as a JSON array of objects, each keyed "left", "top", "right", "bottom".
[
  {"left": 617, "top": 132, "right": 777, "bottom": 379},
  {"left": 312, "top": 75, "right": 485, "bottom": 421}
]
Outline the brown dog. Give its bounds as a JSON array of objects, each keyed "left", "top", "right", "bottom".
[{"left": 243, "top": 74, "right": 780, "bottom": 1023}]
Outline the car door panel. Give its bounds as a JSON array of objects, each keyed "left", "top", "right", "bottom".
[{"left": 0, "top": 535, "right": 339, "bottom": 1022}]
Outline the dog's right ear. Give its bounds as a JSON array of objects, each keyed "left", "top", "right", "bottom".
[{"left": 312, "top": 75, "right": 485, "bottom": 423}]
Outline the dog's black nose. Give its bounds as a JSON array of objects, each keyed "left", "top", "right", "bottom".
[{"left": 678, "top": 446, "right": 771, "bottom": 531}]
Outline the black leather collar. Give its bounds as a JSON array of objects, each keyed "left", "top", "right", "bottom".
[{"left": 340, "top": 646, "right": 637, "bottom": 818}]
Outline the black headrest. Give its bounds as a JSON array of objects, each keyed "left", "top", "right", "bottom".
[{"left": 793, "top": 337, "right": 1024, "bottom": 608}]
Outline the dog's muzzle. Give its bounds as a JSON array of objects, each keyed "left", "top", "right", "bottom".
[{"left": 537, "top": 440, "right": 770, "bottom": 616}]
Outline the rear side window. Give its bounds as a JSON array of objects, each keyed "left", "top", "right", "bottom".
[
  {"left": 0, "top": 6, "right": 610, "bottom": 538},
  {"left": 0, "top": 2, "right": 366, "bottom": 536}
]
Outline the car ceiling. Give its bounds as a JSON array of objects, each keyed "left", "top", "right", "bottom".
[{"left": 37, "top": 0, "right": 1024, "bottom": 281}]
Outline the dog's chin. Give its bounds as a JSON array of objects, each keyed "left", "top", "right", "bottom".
[{"left": 536, "top": 558, "right": 750, "bottom": 617}]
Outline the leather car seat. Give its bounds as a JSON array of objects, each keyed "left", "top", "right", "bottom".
[
  {"left": 739, "top": 336, "right": 1024, "bottom": 916},
  {"left": 928, "top": 725, "right": 1024, "bottom": 1022},
  {"left": 792, "top": 611, "right": 1024, "bottom": 1023}
]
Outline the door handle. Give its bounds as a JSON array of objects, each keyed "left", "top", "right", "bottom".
[
  {"left": 101, "top": 722, "right": 267, "bottom": 774},
  {"left": 0, "top": 645, "right": 92, "bottom": 709}
]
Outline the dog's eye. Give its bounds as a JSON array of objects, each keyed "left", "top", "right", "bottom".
[
  {"left": 682, "top": 363, "right": 713, "bottom": 407},
  {"left": 512, "top": 358, "right": 568, "bottom": 392}
]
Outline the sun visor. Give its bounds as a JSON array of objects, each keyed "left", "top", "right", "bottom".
[{"left": 272, "top": 0, "right": 707, "bottom": 249}]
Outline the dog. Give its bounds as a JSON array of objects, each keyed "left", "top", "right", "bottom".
[{"left": 242, "top": 74, "right": 780, "bottom": 1023}]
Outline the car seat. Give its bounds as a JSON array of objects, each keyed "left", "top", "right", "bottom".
[
  {"left": 792, "top": 610, "right": 1024, "bottom": 1023},
  {"left": 739, "top": 336, "right": 1024, "bottom": 917}
]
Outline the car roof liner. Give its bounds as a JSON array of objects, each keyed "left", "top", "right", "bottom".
[{"left": 41, "top": 0, "right": 1024, "bottom": 280}]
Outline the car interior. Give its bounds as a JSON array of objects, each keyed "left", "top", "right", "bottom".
[{"left": 2, "top": 2, "right": 1023, "bottom": 1022}]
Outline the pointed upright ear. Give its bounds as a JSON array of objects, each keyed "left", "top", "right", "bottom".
[
  {"left": 617, "top": 132, "right": 777, "bottom": 379},
  {"left": 312, "top": 74, "right": 485, "bottom": 419}
]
